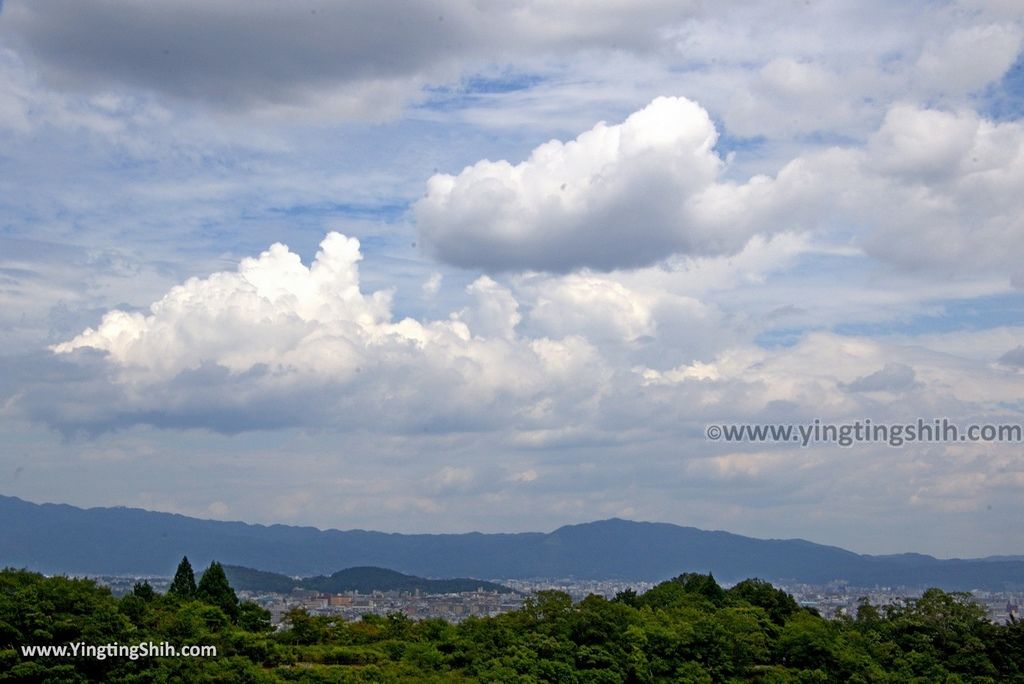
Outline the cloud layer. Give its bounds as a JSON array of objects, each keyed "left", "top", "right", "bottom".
[
  {"left": 43, "top": 232, "right": 1024, "bottom": 445},
  {"left": 0, "top": 0, "right": 698, "bottom": 117},
  {"left": 19, "top": 231, "right": 1024, "bottom": 555}
]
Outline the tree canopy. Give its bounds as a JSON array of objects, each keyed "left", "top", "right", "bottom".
[
  {"left": 196, "top": 561, "right": 239, "bottom": 620},
  {"left": 167, "top": 556, "right": 196, "bottom": 600},
  {"left": 1, "top": 566, "right": 1021, "bottom": 683}
]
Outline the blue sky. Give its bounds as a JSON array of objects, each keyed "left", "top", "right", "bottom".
[{"left": 1, "top": 0, "right": 1024, "bottom": 557}]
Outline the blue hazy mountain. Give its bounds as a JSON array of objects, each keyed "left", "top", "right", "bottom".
[{"left": 1, "top": 495, "right": 1021, "bottom": 589}]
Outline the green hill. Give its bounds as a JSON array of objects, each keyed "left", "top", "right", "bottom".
[{"left": 223, "top": 564, "right": 512, "bottom": 594}]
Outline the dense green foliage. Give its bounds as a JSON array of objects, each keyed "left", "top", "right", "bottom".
[
  {"left": 167, "top": 556, "right": 197, "bottom": 600},
  {"left": 197, "top": 562, "right": 240, "bottom": 621},
  {"left": 1, "top": 565, "right": 1022, "bottom": 683},
  {"left": 224, "top": 564, "right": 513, "bottom": 596}
]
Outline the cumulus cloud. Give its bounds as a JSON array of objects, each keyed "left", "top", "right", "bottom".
[
  {"left": 525, "top": 273, "right": 658, "bottom": 344},
  {"left": 48, "top": 233, "right": 607, "bottom": 434},
  {"left": 417, "top": 95, "right": 1024, "bottom": 278},
  {"left": 914, "top": 23, "right": 1022, "bottom": 95},
  {"left": 855, "top": 107, "right": 1024, "bottom": 279},
  {"left": 416, "top": 96, "right": 810, "bottom": 271},
  {"left": 647, "top": 102, "right": 1024, "bottom": 281},
  {"left": 709, "top": 103, "right": 1024, "bottom": 283},
  {"left": 511, "top": 268, "right": 727, "bottom": 372}
]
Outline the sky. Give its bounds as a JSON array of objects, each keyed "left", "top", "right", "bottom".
[{"left": 1, "top": 0, "right": 1024, "bottom": 558}]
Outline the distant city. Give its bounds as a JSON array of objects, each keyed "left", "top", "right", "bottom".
[{"left": 89, "top": 574, "right": 1022, "bottom": 626}]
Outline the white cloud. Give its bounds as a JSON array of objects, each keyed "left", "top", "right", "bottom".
[
  {"left": 512, "top": 268, "right": 728, "bottom": 372},
  {"left": 855, "top": 108, "right": 1024, "bottom": 279},
  {"left": 508, "top": 468, "right": 538, "bottom": 483},
  {"left": 418, "top": 95, "right": 1024, "bottom": 280},
  {"left": 914, "top": 23, "right": 1022, "bottom": 95},
  {"left": 416, "top": 96, "right": 802, "bottom": 271},
  {"left": 524, "top": 273, "right": 657, "bottom": 343},
  {"left": 428, "top": 466, "right": 476, "bottom": 494},
  {"left": 49, "top": 233, "right": 609, "bottom": 433},
  {"left": 56, "top": 233, "right": 391, "bottom": 381},
  {"left": 42, "top": 229, "right": 1024, "bottom": 450},
  {"left": 640, "top": 329, "right": 1024, "bottom": 423},
  {"left": 865, "top": 105, "right": 982, "bottom": 180},
  {"left": 421, "top": 272, "right": 443, "bottom": 298},
  {"left": 206, "top": 500, "right": 230, "bottom": 517},
  {"left": 457, "top": 276, "right": 522, "bottom": 340}
]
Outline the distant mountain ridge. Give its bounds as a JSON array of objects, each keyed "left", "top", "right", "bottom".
[
  {"left": 222, "top": 565, "right": 512, "bottom": 594},
  {"left": 1, "top": 495, "right": 1022, "bottom": 590}
]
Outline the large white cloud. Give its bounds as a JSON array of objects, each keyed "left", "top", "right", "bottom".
[
  {"left": 50, "top": 233, "right": 609, "bottom": 433},
  {"left": 858, "top": 107, "right": 1024, "bottom": 279},
  {"left": 418, "top": 96, "right": 1024, "bottom": 281},
  {"left": 416, "top": 96, "right": 806, "bottom": 271},
  {"left": 914, "top": 23, "right": 1022, "bottom": 94},
  {"left": 757, "top": 105, "right": 1024, "bottom": 281}
]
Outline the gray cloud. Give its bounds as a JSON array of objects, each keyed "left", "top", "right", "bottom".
[
  {"left": 840, "top": 362, "right": 919, "bottom": 394},
  {"left": 998, "top": 345, "right": 1024, "bottom": 367},
  {"left": 0, "top": 0, "right": 695, "bottom": 112},
  {"left": 1, "top": 1, "right": 468, "bottom": 108}
]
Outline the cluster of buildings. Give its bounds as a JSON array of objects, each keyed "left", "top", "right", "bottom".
[
  {"left": 776, "top": 581, "right": 1023, "bottom": 624},
  {"left": 239, "top": 578, "right": 658, "bottom": 625},
  {"left": 242, "top": 587, "right": 524, "bottom": 624},
  {"left": 92, "top": 575, "right": 170, "bottom": 596},
  {"left": 499, "top": 577, "right": 656, "bottom": 601},
  {"left": 88, "top": 574, "right": 1021, "bottom": 626}
]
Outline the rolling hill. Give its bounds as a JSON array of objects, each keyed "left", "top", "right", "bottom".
[{"left": 222, "top": 565, "right": 513, "bottom": 594}]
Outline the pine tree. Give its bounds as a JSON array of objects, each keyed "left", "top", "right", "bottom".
[
  {"left": 132, "top": 580, "right": 156, "bottom": 602},
  {"left": 197, "top": 561, "right": 239, "bottom": 620},
  {"left": 168, "top": 556, "right": 197, "bottom": 599}
]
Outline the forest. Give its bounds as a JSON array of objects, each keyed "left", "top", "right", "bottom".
[{"left": 1, "top": 561, "right": 1022, "bottom": 683}]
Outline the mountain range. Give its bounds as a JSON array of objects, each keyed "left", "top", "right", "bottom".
[{"left": 2, "top": 495, "right": 1021, "bottom": 590}]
